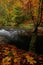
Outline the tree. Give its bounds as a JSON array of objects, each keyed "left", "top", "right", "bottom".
[
  {"left": 14, "top": 6, "right": 29, "bottom": 27},
  {"left": 0, "top": 5, "right": 7, "bottom": 28},
  {"left": 29, "top": 0, "right": 42, "bottom": 52}
]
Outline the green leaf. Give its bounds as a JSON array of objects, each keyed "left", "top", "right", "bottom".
[{"left": 8, "top": 52, "right": 14, "bottom": 57}]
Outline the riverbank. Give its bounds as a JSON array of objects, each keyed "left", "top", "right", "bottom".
[{"left": 0, "top": 42, "right": 43, "bottom": 65}]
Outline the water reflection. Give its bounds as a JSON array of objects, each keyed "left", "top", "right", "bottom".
[
  {"left": 0, "top": 29, "right": 30, "bottom": 50},
  {"left": 0, "top": 29, "right": 43, "bottom": 54}
]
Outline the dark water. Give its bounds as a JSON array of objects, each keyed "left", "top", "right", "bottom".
[
  {"left": 11, "top": 34, "right": 31, "bottom": 51},
  {"left": 0, "top": 29, "right": 43, "bottom": 54},
  {"left": 35, "top": 36, "right": 43, "bottom": 54}
]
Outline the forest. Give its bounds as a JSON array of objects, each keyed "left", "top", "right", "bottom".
[
  {"left": 0, "top": 0, "right": 42, "bottom": 29},
  {"left": 0, "top": 0, "right": 43, "bottom": 65}
]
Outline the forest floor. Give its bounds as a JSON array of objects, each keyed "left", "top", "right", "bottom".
[{"left": 0, "top": 42, "right": 43, "bottom": 65}]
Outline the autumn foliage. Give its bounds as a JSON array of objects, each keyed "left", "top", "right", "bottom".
[
  {"left": 0, "top": 0, "right": 42, "bottom": 28},
  {"left": 0, "top": 42, "right": 43, "bottom": 65}
]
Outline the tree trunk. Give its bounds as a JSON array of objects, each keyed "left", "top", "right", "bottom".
[{"left": 29, "top": 25, "right": 38, "bottom": 52}]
